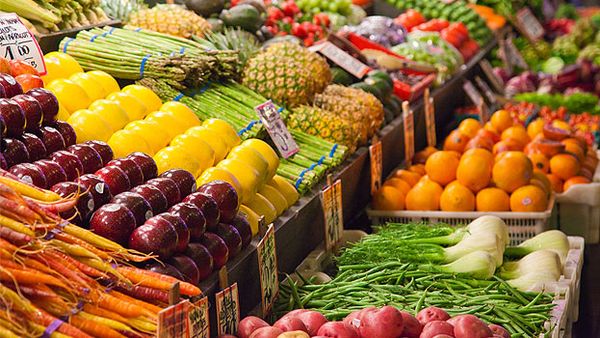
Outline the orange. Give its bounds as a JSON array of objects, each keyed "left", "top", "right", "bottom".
[
  {"left": 425, "top": 151, "right": 460, "bottom": 186},
  {"left": 550, "top": 153, "right": 580, "bottom": 180},
  {"left": 493, "top": 138, "right": 523, "bottom": 155},
  {"left": 476, "top": 128, "right": 500, "bottom": 143},
  {"left": 562, "top": 141, "right": 585, "bottom": 163},
  {"left": 392, "top": 169, "right": 421, "bottom": 187},
  {"left": 527, "top": 118, "right": 545, "bottom": 139},
  {"left": 501, "top": 125, "right": 530, "bottom": 147},
  {"left": 405, "top": 178, "right": 443, "bottom": 211},
  {"left": 563, "top": 176, "right": 590, "bottom": 192},
  {"left": 528, "top": 153, "right": 550, "bottom": 173},
  {"left": 491, "top": 110, "right": 513, "bottom": 132},
  {"left": 384, "top": 178, "right": 412, "bottom": 196},
  {"left": 492, "top": 151, "right": 533, "bottom": 193},
  {"left": 443, "top": 130, "right": 470, "bottom": 153},
  {"left": 456, "top": 149, "right": 493, "bottom": 192},
  {"left": 476, "top": 188, "right": 510, "bottom": 211},
  {"left": 409, "top": 164, "right": 426, "bottom": 176},
  {"left": 440, "top": 181, "right": 475, "bottom": 211},
  {"left": 510, "top": 185, "right": 548, "bottom": 212},
  {"left": 546, "top": 173, "right": 564, "bottom": 193},
  {"left": 372, "top": 186, "right": 405, "bottom": 211},
  {"left": 484, "top": 121, "right": 499, "bottom": 134},
  {"left": 464, "top": 148, "right": 494, "bottom": 163},
  {"left": 532, "top": 170, "right": 552, "bottom": 194},
  {"left": 458, "top": 118, "right": 482, "bottom": 139},
  {"left": 465, "top": 136, "right": 494, "bottom": 152},
  {"left": 413, "top": 146, "right": 438, "bottom": 164},
  {"left": 552, "top": 120, "right": 572, "bottom": 133}
]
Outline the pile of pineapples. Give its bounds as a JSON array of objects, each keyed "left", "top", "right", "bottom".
[{"left": 243, "top": 42, "right": 383, "bottom": 150}]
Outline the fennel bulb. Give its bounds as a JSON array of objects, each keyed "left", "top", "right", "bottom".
[
  {"left": 505, "top": 230, "right": 569, "bottom": 265},
  {"left": 444, "top": 232, "right": 503, "bottom": 267},
  {"left": 499, "top": 250, "right": 562, "bottom": 280},
  {"left": 466, "top": 215, "right": 509, "bottom": 248},
  {"left": 507, "top": 271, "right": 561, "bottom": 292},
  {"left": 436, "top": 250, "right": 496, "bottom": 279}
]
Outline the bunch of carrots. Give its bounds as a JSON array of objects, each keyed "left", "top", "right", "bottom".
[{"left": 0, "top": 170, "right": 202, "bottom": 338}]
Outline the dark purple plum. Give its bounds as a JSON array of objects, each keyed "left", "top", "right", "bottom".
[
  {"left": 169, "top": 202, "right": 206, "bottom": 241},
  {"left": 90, "top": 203, "right": 136, "bottom": 245}
]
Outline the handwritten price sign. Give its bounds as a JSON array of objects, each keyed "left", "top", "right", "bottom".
[
  {"left": 515, "top": 8, "right": 545, "bottom": 42},
  {"left": 424, "top": 90, "right": 436, "bottom": 148},
  {"left": 157, "top": 298, "right": 211, "bottom": 338},
  {"left": 255, "top": 101, "right": 299, "bottom": 159},
  {"left": 216, "top": 283, "right": 240, "bottom": 336},
  {"left": 402, "top": 102, "right": 415, "bottom": 167},
  {"left": 369, "top": 141, "right": 383, "bottom": 195},
  {"left": 0, "top": 14, "right": 46, "bottom": 74},
  {"left": 257, "top": 224, "right": 279, "bottom": 315},
  {"left": 310, "top": 41, "right": 370, "bottom": 78},
  {"left": 190, "top": 298, "right": 210, "bottom": 338},
  {"left": 321, "top": 179, "right": 343, "bottom": 251}
]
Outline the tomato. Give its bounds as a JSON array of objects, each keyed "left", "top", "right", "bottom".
[
  {"left": 313, "top": 13, "right": 331, "bottom": 27},
  {"left": 291, "top": 22, "right": 308, "bottom": 38}
]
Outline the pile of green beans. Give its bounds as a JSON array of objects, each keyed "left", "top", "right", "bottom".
[{"left": 276, "top": 262, "right": 557, "bottom": 338}]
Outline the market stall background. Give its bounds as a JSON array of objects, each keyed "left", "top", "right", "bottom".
[{"left": 0, "top": 0, "right": 598, "bottom": 337}]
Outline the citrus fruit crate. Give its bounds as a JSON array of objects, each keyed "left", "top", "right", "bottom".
[
  {"left": 366, "top": 197, "right": 555, "bottom": 246},
  {"left": 553, "top": 151, "right": 600, "bottom": 244}
]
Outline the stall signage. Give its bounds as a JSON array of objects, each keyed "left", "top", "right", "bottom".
[
  {"left": 369, "top": 141, "right": 383, "bottom": 195},
  {"left": 475, "top": 76, "right": 497, "bottom": 106},
  {"left": 159, "top": 298, "right": 209, "bottom": 338},
  {"left": 0, "top": 13, "right": 46, "bottom": 74},
  {"left": 321, "top": 178, "right": 343, "bottom": 251},
  {"left": 310, "top": 41, "right": 370, "bottom": 78},
  {"left": 255, "top": 100, "right": 299, "bottom": 159},
  {"left": 403, "top": 102, "right": 415, "bottom": 166},
  {"left": 479, "top": 59, "right": 505, "bottom": 94},
  {"left": 515, "top": 7, "right": 545, "bottom": 42},
  {"left": 215, "top": 283, "right": 240, "bottom": 336},
  {"left": 463, "top": 80, "right": 489, "bottom": 122},
  {"left": 424, "top": 90, "right": 436, "bottom": 148},
  {"left": 257, "top": 223, "right": 279, "bottom": 315}
]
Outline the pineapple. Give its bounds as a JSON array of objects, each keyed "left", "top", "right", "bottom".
[
  {"left": 101, "top": 0, "right": 147, "bottom": 21},
  {"left": 127, "top": 4, "right": 211, "bottom": 39},
  {"left": 323, "top": 85, "right": 384, "bottom": 137},
  {"left": 313, "top": 93, "right": 367, "bottom": 145},
  {"left": 242, "top": 42, "right": 331, "bottom": 107},
  {"left": 288, "top": 105, "right": 357, "bottom": 150}
]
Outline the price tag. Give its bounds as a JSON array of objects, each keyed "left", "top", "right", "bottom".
[
  {"left": 257, "top": 223, "right": 279, "bottom": 316},
  {"left": 479, "top": 59, "right": 505, "bottom": 95},
  {"left": 475, "top": 76, "right": 497, "bottom": 106},
  {"left": 310, "top": 41, "right": 371, "bottom": 78},
  {"left": 402, "top": 102, "right": 415, "bottom": 166},
  {"left": 463, "top": 80, "right": 489, "bottom": 123},
  {"left": 515, "top": 7, "right": 545, "bottom": 42},
  {"left": 321, "top": 178, "right": 343, "bottom": 251},
  {"left": 190, "top": 298, "right": 210, "bottom": 338},
  {"left": 423, "top": 89, "right": 436, "bottom": 148},
  {"left": 255, "top": 100, "right": 299, "bottom": 159},
  {"left": 369, "top": 140, "right": 383, "bottom": 195},
  {"left": 505, "top": 35, "right": 528, "bottom": 70},
  {"left": 497, "top": 35, "right": 513, "bottom": 74},
  {"left": 215, "top": 283, "right": 240, "bottom": 336},
  {"left": 158, "top": 300, "right": 190, "bottom": 338},
  {"left": 0, "top": 14, "right": 46, "bottom": 74}
]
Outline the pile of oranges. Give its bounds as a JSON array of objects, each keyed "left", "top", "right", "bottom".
[{"left": 373, "top": 109, "right": 598, "bottom": 212}]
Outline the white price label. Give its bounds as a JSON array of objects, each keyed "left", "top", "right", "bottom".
[
  {"left": 255, "top": 101, "right": 299, "bottom": 159},
  {"left": 0, "top": 14, "right": 46, "bottom": 74},
  {"left": 321, "top": 179, "right": 343, "bottom": 251},
  {"left": 515, "top": 8, "right": 545, "bottom": 42},
  {"left": 311, "top": 41, "right": 370, "bottom": 78}
]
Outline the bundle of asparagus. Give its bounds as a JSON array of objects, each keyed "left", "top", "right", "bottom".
[{"left": 59, "top": 26, "right": 239, "bottom": 88}]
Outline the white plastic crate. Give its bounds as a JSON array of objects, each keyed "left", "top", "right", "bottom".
[
  {"left": 366, "top": 197, "right": 555, "bottom": 246},
  {"left": 563, "top": 236, "right": 585, "bottom": 323},
  {"left": 554, "top": 157, "right": 600, "bottom": 243}
]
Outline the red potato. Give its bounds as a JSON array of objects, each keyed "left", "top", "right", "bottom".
[
  {"left": 400, "top": 311, "right": 423, "bottom": 338},
  {"left": 219, "top": 336, "right": 238, "bottom": 338},
  {"left": 492, "top": 335, "right": 507, "bottom": 338},
  {"left": 417, "top": 307, "right": 450, "bottom": 325},
  {"left": 343, "top": 307, "right": 377, "bottom": 329},
  {"left": 284, "top": 309, "right": 310, "bottom": 318},
  {"left": 432, "top": 335, "right": 454, "bottom": 338},
  {"left": 488, "top": 324, "right": 510, "bottom": 338},
  {"left": 274, "top": 317, "right": 308, "bottom": 333},
  {"left": 277, "top": 331, "right": 310, "bottom": 338},
  {"left": 238, "top": 316, "right": 270, "bottom": 338},
  {"left": 296, "top": 311, "right": 328, "bottom": 336},
  {"left": 316, "top": 322, "right": 359, "bottom": 338},
  {"left": 420, "top": 321, "right": 454, "bottom": 338},
  {"left": 358, "top": 306, "right": 404, "bottom": 338},
  {"left": 250, "top": 327, "right": 284, "bottom": 338},
  {"left": 449, "top": 315, "right": 493, "bottom": 338}
]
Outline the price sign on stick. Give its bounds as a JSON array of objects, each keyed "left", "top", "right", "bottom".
[
  {"left": 479, "top": 59, "right": 505, "bottom": 95},
  {"left": 463, "top": 80, "right": 489, "bottom": 123},
  {"left": 506, "top": 35, "right": 528, "bottom": 70},
  {"left": 310, "top": 41, "right": 371, "bottom": 78},
  {"left": 475, "top": 76, "right": 498, "bottom": 106},
  {"left": 0, "top": 14, "right": 46, "bottom": 74},
  {"left": 158, "top": 300, "right": 190, "bottom": 338},
  {"left": 215, "top": 283, "right": 240, "bottom": 336},
  {"left": 190, "top": 298, "right": 210, "bottom": 338},
  {"left": 515, "top": 7, "right": 545, "bottom": 42},
  {"left": 369, "top": 139, "right": 383, "bottom": 195},
  {"left": 402, "top": 102, "right": 415, "bottom": 167},
  {"left": 256, "top": 100, "right": 299, "bottom": 159},
  {"left": 321, "top": 176, "right": 343, "bottom": 251},
  {"left": 257, "top": 223, "right": 279, "bottom": 316},
  {"left": 424, "top": 89, "right": 436, "bottom": 148}
]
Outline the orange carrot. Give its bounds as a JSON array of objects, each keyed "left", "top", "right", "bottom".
[
  {"left": 83, "top": 304, "right": 129, "bottom": 324},
  {"left": 69, "top": 314, "right": 126, "bottom": 338},
  {"left": 110, "top": 291, "right": 162, "bottom": 315},
  {"left": 96, "top": 294, "right": 150, "bottom": 318},
  {"left": 52, "top": 231, "right": 111, "bottom": 260},
  {"left": 31, "top": 308, "right": 93, "bottom": 338},
  {"left": 0, "top": 175, "right": 61, "bottom": 202},
  {"left": 48, "top": 250, "right": 108, "bottom": 279},
  {"left": 0, "top": 267, "right": 69, "bottom": 289},
  {"left": 117, "top": 266, "right": 201, "bottom": 296}
]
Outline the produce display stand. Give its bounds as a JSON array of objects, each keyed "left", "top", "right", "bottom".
[
  {"left": 36, "top": 19, "right": 122, "bottom": 54},
  {"left": 198, "top": 35, "right": 499, "bottom": 318}
]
